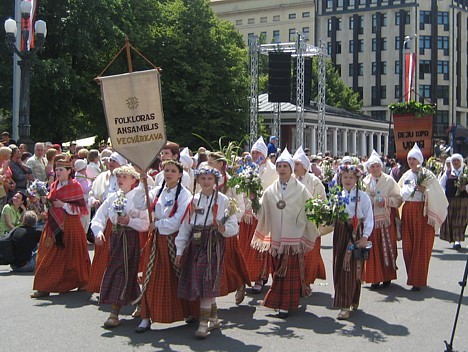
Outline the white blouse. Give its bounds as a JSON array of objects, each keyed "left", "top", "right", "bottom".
[
  {"left": 399, "top": 170, "right": 424, "bottom": 202},
  {"left": 342, "top": 187, "right": 374, "bottom": 238}
]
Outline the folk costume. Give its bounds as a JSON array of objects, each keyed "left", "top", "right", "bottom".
[
  {"left": 132, "top": 178, "right": 199, "bottom": 329},
  {"left": 332, "top": 166, "right": 374, "bottom": 319},
  {"left": 439, "top": 153, "right": 468, "bottom": 247},
  {"left": 399, "top": 144, "right": 448, "bottom": 289},
  {"left": 362, "top": 151, "right": 403, "bottom": 287},
  {"left": 239, "top": 137, "right": 275, "bottom": 291},
  {"left": 293, "top": 146, "right": 327, "bottom": 287},
  {"left": 252, "top": 149, "right": 319, "bottom": 316},
  {"left": 33, "top": 162, "right": 90, "bottom": 296},
  {"left": 176, "top": 167, "right": 238, "bottom": 338}
]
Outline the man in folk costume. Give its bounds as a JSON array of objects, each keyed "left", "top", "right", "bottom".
[
  {"left": 363, "top": 150, "right": 403, "bottom": 289},
  {"left": 398, "top": 144, "right": 448, "bottom": 291},
  {"left": 439, "top": 153, "right": 468, "bottom": 249},
  {"left": 293, "top": 146, "right": 327, "bottom": 293},
  {"left": 239, "top": 136, "right": 276, "bottom": 294},
  {"left": 31, "top": 160, "right": 90, "bottom": 298},
  {"left": 91, "top": 165, "right": 149, "bottom": 328},
  {"left": 333, "top": 165, "right": 374, "bottom": 320},
  {"left": 251, "top": 149, "right": 319, "bottom": 318}
]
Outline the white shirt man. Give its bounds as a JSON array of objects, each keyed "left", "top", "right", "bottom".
[{"left": 26, "top": 143, "right": 47, "bottom": 181}]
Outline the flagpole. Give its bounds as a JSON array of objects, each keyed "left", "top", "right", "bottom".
[{"left": 12, "top": 0, "right": 21, "bottom": 142}]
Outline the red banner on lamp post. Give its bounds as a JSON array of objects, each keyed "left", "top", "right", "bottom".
[{"left": 393, "top": 113, "right": 433, "bottom": 161}]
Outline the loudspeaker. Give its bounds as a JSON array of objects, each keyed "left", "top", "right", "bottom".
[
  {"left": 291, "top": 58, "right": 312, "bottom": 105},
  {"left": 268, "top": 52, "right": 292, "bottom": 102}
]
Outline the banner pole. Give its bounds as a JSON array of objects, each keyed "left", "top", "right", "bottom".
[{"left": 125, "top": 36, "right": 133, "bottom": 73}]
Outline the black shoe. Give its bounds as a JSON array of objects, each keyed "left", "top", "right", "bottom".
[
  {"left": 411, "top": 286, "right": 421, "bottom": 292},
  {"left": 370, "top": 283, "right": 380, "bottom": 289},
  {"left": 135, "top": 325, "right": 151, "bottom": 333},
  {"left": 251, "top": 283, "right": 263, "bottom": 294},
  {"left": 278, "top": 310, "right": 289, "bottom": 319},
  {"left": 382, "top": 281, "right": 391, "bottom": 288},
  {"left": 453, "top": 243, "right": 462, "bottom": 250}
]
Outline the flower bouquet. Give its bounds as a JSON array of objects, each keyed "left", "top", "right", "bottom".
[
  {"left": 112, "top": 190, "right": 127, "bottom": 228},
  {"left": 426, "top": 156, "right": 443, "bottom": 176},
  {"left": 26, "top": 179, "right": 52, "bottom": 209},
  {"left": 227, "top": 165, "right": 263, "bottom": 214},
  {"left": 455, "top": 167, "right": 468, "bottom": 197},
  {"left": 305, "top": 185, "right": 349, "bottom": 227},
  {"left": 220, "top": 198, "right": 239, "bottom": 225},
  {"left": 410, "top": 168, "right": 433, "bottom": 198},
  {"left": 321, "top": 159, "right": 334, "bottom": 184}
]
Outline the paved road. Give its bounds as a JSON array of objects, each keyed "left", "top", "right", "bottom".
[{"left": 1, "top": 233, "right": 467, "bottom": 352}]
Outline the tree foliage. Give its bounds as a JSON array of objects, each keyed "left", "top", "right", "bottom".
[{"left": 0, "top": 0, "right": 249, "bottom": 147}]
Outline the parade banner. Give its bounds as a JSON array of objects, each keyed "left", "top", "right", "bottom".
[
  {"left": 393, "top": 113, "right": 433, "bottom": 161},
  {"left": 98, "top": 69, "right": 166, "bottom": 170}
]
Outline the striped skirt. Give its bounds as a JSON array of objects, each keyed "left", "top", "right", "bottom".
[
  {"left": 363, "top": 221, "right": 398, "bottom": 284},
  {"left": 439, "top": 197, "right": 468, "bottom": 243},
  {"left": 263, "top": 253, "right": 302, "bottom": 311},
  {"left": 304, "top": 237, "right": 326, "bottom": 285},
  {"left": 220, "top": 235, "right": 251, "bottom": 296},
  {"left": 87, "top": 220, "right": 112, "bottom": 294},
  {"left": 34, "top": 215, "right": 91, "bottom": 293},
  {"left": 140, "top": 232, "right": 199, "bottom": 323},
  {"left": 332, "top": 221, "right": 362, "bottom": 309},
  {"left": 178, "top": 227, "right": 226, "bottom": 301},
  {"left": 401, "top": 201, "right": 434, "bottom": 287},
  {"left": 99, "top": 226, "right": 141, "bottom": 306},
  {"left": 238, "top": 217, "right": 271, "bottom": 282}
]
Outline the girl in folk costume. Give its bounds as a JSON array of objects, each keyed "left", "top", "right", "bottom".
[
  {"left": 439, "top": 153, "right": 468, "bottom": 249},
  {"left": 292, "top": 146, "right": 327, "bottom": 293},
  {"left": 31, "top": 159, "right": 91, "bottom": 298},
  {"left": 175, "top": 166, "right": 239, "bottom": 339},
  {"left": 239, "top": 137, "right": 276, "bottom": 294},
  {"left": 132, "top": 160, "right": 198, "bottom": 333},
  {"left": 333, "top": 165, "right": 373, "bottom": 320},
  {"left": 363, "top": 150, "right": 402, "bottom": 289},
  {"left": 398, "top": 144, "right": 448, "bottom": 291},
  {"left": 180, "top": 147, "right": 195, "bottom": 193},
  {"left": 208, "top": 152, "right": 250, "bottom": 305},
  {"left": 91, "top": 165, "right": 149, "bottom": 328},
  {"left": 252, "top": 149, "right": 319, "bottom": 318}
]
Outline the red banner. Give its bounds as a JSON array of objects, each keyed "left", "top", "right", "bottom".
[
  {"left": 393, "top": 113, "right": 433, "bottom": 161},
  {"left": 404, "top": 53, "right": 416, "bottom": 102}
]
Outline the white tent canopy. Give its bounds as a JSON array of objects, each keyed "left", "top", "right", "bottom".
[{"left": 62, "top": 136, "right": 110, "bottom": 147}]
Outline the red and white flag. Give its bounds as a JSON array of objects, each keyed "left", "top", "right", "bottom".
[
  {"left": 404, "top": 52, "right": 416, "bottom": 102},
  {"left": 21, "top": 0, "right": 38, "bottom": 50}
]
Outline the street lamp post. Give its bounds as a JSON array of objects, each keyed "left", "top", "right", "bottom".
[
  {"left": 4, "top": 1, "right": 46, "bottom": 149},
  {"left": 400, "top": 34, "right": 417, "bottom": 102}
]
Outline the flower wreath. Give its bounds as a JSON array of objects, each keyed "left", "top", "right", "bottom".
[
  {"left": 195, "top": 167, "right": 222, "bottom": 180},
  {"left": 339, "top": 164, "right": 362, "bottom": 178}
]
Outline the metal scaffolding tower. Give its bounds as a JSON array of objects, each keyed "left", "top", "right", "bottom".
[{"left": 249, "top": 36, "right": 326, "bottom": 150}]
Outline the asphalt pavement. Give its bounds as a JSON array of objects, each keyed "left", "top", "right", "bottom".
[{"left": 1, "top": 233, "right": 467, "bottom": 352}]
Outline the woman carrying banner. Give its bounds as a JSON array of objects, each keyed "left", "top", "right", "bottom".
[
  {"left": 439, "top": 153, "right": 468, "bottom": 249},
  {"left": 91, "top": 165, "right": 149, "bottom": 328},
  {"left": 132, "top": 160, "right": 198, "bottom": 333},
  {"left": 31, "top": 159, "right": 90, "bottom": 298},
  {"left": 362, "top": 151, "right": 402, "bottom": 289},
  {"left": 175, "top": 166, "right": 238, "bottom": 339},
  {"left": 398, "top": 144, "right": 448, "bottom": 291},
  {"left": 251, "top": 149, "right": 319, "bottom": 319}
]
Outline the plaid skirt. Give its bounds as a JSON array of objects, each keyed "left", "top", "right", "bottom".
[
  {"left": 363, "top": 222, "right": 398, "bottom": 284},
  {"left": 439, "top": 197, "right": 468, "bottom": 243},
  {"left": 34, "top": 215, "right": 91, "bottom": 293},
  {"left": 220, "top": 235, "right": 251, "bottom": 296},
  {"left": 87, "top": 220, "right": 112, "bottom": 294},
  {"left": 238, "top": 217, "right": 272, "bottom": 282},
  {"left": 304, "top": 237, "right": 326, "bottom": 284},
  {"left": 138, "top": 231, "right": 149, "bottom": 273},
  {"left": 401, "top": 202, "right": 434, "bottom": 287},
  {"left": 99, "top": 226, "right": 141, "bottom": 306},
  {"left": 263, "top": 254, "right": 302, "bottom": 311},
  {"left": 140, "top": 232, "right": 199, "bottom": 323},
  {"left": 332, "top": 221, "right": 362, "bottom": 309},
  {"left": 178, "top": 227, "right": 226, "bottom": 301}
]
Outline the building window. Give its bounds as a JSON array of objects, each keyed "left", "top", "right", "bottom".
[
  {"left": 371, "top": 111, "right": 387, "bottom": 121},
  {"left": 419, "top": 60, "right": 431, "bottom": 79},
  {"left": 372, "top": 14, "right": 378, "bottom": 33},
  {"left": 395, "top": 60, "right": 400, "bottom": 74},
  {"left": 335, "top": 64, "right": 341, "bottom": 75},
  {"left": 260, "top": 32, "right": 267, "bottom": 41},
  {"left": 337, "top": 0, "right": 344, "bottom": 7},
  {"left": 437, "top": 60, "right": 449, "bottom": 80},
  {"left": 381, "top": 38, "right": 387, "bottom": 50},
  {"left": 328, "top": 42, "right": 333, "bottom": 55},
  {"left": 349, "top": 16, "right": 354, "bottom": 30},
  {"left": 349, "top": 40, "right": 354, "bottom": 53},
  {"left": 358, "top": 39, "right": 364, "bottom": 52},
  {"left": 395, "top": 85, "right": 401, "bottom": 99},
  {"left": 303, "top": 27, "right": 310, "bottom": 41},
  {"left": 260, "top": 17, "right": 267, "bottom": 23},
  {"left": 248, "top": 18, "right": 255, "bottom": 25},
  {"left": 372, "top": 38, "right": 377, "bottom": 51},
  {"left": 438, "top": 36, "right": 449, "bottom": 55},
  {"left": 289, "top": 13, "right": 296, "bottom": 20},
  {"left": 236, "top": 19, "right": 242, "bottom": 26},
  {"left": 420, "top": 11, "right": 431, "bottom": 30},
  {"left": 395, "top": 11, "right": 410, "bottom": 25},
  {"left": 395, "top": 36, "right": 401, "bottom": 50},
  {"left": 327, "top": 0, "right": 333, "bottom": 9},
  {"left": 328, "top": 18, "right": 333, "bottom": 37},
  {"left": 302, "top": 12, "right": 310, "bottom": 18},
  {"left": 438, "top": 12, "right": 449, "bottom": 30},
  {"left": 273, "top": 30, "right": 280, "bottom": 43},
  {"left": 337, "top": 17, "right": 342, "bottom": 30},
  {"left": 349, "top": 63, "right": 354, "bottom": 76},
  {"left": 437, "top": 85, "right": 449, "bottom": 105},
  {"left": 358, "top": 63, "right": 363, "bottom": 76},
  {"left": 273, "top": 15, "right": 280, "bottom": 22},
  {"left": 289, "top": 29, "right": 296, "bottom": 42},
  {"left": 372, "top": 14, "right": 386, "bottom": 33},
  {"left": 419, "top": 35, "right": 431, "bottom": 55},
  {"left": 358, "top": 16, "right": 364, "bottom": 34},
  {"left": 248, "top": 33, "right": 255, "bottom": 40},
  {"left": 372, "top": 62, "right": 377, "bottom": 74},
  {"left": 372, "top": 62, "right": 387, "bottom": 75},
  {"left": 349, "top": 0, "right": 355, "bottom": 6},
  {"left": 381, "top": 14, "right": 387, "bottom": 26},
  {"left": 419, "top": 85, "right": 431, "bottom": 99},
  {"left": 336, "top": 41, "right": 342, "bottom": 53}
]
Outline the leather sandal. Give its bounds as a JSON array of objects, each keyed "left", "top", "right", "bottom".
[
  {"left": 103, "top": 316, "right": 121, "bottom": 328},
  {"left": 337, "top": 309, "right": 350, "bottom": 320},
  {"left": 235, "top": 287, "right": 245, "bottom": 305},
  {"left": 132, "top": 305, "right": 142, "bottom": 318},
  {"left": 30, "top": 291, "right": 50, "bottom": 298}
]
